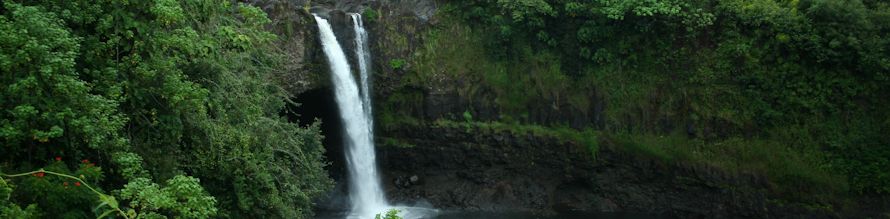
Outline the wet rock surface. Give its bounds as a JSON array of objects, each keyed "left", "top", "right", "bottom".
[{"left": 377, "top": 124, "right": 839, "bottom": 218}]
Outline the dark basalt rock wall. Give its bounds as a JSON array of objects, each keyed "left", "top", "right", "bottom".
[{"left": 377, "top": 124, "right": 837, "bottom": 218}]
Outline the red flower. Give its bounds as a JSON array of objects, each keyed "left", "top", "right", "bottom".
[
  {"left": 55, "top": 157, "right": 62, "bottom": 161},
  {"left": 34, "top": 172, "right": 45, "bottom": 178},
  {"left": 74, "top": 182, "right": 81, "bottom": 187},
  {"left": 81, "top": 159, "right": 90, "bottom": 164}
]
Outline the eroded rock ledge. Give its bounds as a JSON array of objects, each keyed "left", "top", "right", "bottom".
[{"left": 377, "top": 123, "right": 838, "bottom": 218}]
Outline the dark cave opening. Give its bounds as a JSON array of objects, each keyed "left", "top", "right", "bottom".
[
  {"left": 288, "top": 87, "right": 354, "bottom": 211},
  {"left": 287, "top": 87, "right": 347, "bottom": 181}
]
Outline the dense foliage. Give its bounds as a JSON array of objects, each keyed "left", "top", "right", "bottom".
[
  {"left": 385, "top": 0, "right": 889, "bottom": 202},
  {"left": 374, "top": 209, "right": 402, "bottom": 219},
  {"left": 0, "top": 0, "right": 331, "bottom": 218}
]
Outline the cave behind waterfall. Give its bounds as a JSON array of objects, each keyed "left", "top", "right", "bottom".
[{"left": 287, "top": 87, "right": 347, "bottom": 182}]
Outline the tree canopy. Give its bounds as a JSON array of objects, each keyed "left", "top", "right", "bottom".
[{"left": 0, "top": 0, "right": 331, "bottom": 218}]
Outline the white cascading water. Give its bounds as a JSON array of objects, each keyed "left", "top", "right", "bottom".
[
  {"left": 350, "top": 13, "right": 373, "bottom": 131},
  {"left": 313, "top": 14, "right": 389, "bottom": 217}
]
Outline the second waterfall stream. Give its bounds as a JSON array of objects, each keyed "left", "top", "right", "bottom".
[{"left": 313, "top": 13, "right": 437, "bottom": 218}]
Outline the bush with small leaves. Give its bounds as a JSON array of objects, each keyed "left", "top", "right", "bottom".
[{"left": 375, "top": 209, "right": 402, "bottom": 219}]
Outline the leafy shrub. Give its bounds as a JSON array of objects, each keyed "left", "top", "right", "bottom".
[
  {"left": 0, "top": 171, "right": 40, "bottom": 218},
  {"left": 363, "top": 8, "right": 379, "bottom": 23},
  {"left": 390, "top": 58, "right": 407, "bottom": 70},
  {"left": 375, "top": 209, "right": 402, "bottom": 219},
  {"left": 119, "top": 176, "right": 217, "bottom": 218}
]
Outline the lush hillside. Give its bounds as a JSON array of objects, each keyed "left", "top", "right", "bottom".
[
  {"left": 0, "top": 1, "right": 330, "bottom": 218},
  {"left": 377, "top": 0, "right": 889, "bottom": 209},
  {"left": 2, "top": 0, "right": 889, "bottom": 218}
]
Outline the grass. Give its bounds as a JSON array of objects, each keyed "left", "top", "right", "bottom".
[
  {"left": 605, "top": 131, "right": 848, "bottom": 202},
  {"left": 429, "top": 119, "right": 600, "bottom": 158}
]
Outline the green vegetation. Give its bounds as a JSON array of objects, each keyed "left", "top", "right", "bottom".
[
  {"left": 428, "top": 119, "right": 600, "bottom": 158},
  {"left": 398, "top": 117, "right": 841, "bottom": 201},
  {"left": 389, "top": 58, "right": 407, "bottom": 70},
  {"left": 381, "top": 0, "right": 890, "bottom": 207},
  {"left": 375, "top": 209, "right": 402, "bottom": 219},
  {"left": 1, "top": 1, "right": 330, "bottom": 218},
  {"left": 606, "top": 133, "right": 846, "bottom": 200},
  {"left": 389, "top": 118, "right": 844, "bottom": 204},
  {"left": 2, "top": 0, "right": 888, "bottom": 216},
  {"left": 363, "top": 8, "right": 380, "bottom": 23}
]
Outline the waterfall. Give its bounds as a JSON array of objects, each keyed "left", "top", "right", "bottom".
[
  {"left": 314, "top": 13, "right": 437, "bottom": 219},
  {"left": 351, "top": 13, "right": 373, "bottom": 132},
  {"left": 313, "top": 14, "right": 389, "bottom": 217}
]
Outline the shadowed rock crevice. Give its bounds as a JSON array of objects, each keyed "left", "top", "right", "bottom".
[{"left": 290, "top": 87, "right": 346, "bottom": 181}]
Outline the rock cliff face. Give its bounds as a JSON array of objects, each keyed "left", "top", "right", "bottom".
[
  {"left": 248, "top": 0, "right": 439, "bottom": 99},
  {"left": 377, "top": 123, "right": 839, "bottom": 218},
  {"left": 247, "top": 0, "right": 673, "bottom": 131},
  {"left": 242, "top": 0, "right": 327, "bottom": 95}
]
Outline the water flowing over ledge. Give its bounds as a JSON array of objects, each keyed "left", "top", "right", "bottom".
[
  {"left": 313, "top": 14, "right": 388, "bottom": 217},
  {"left": 351, "top": 13, "right": 374, "bottom": 134},
  {"left": 313, "top": 12, "right": 439, "bottom": 219}
]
